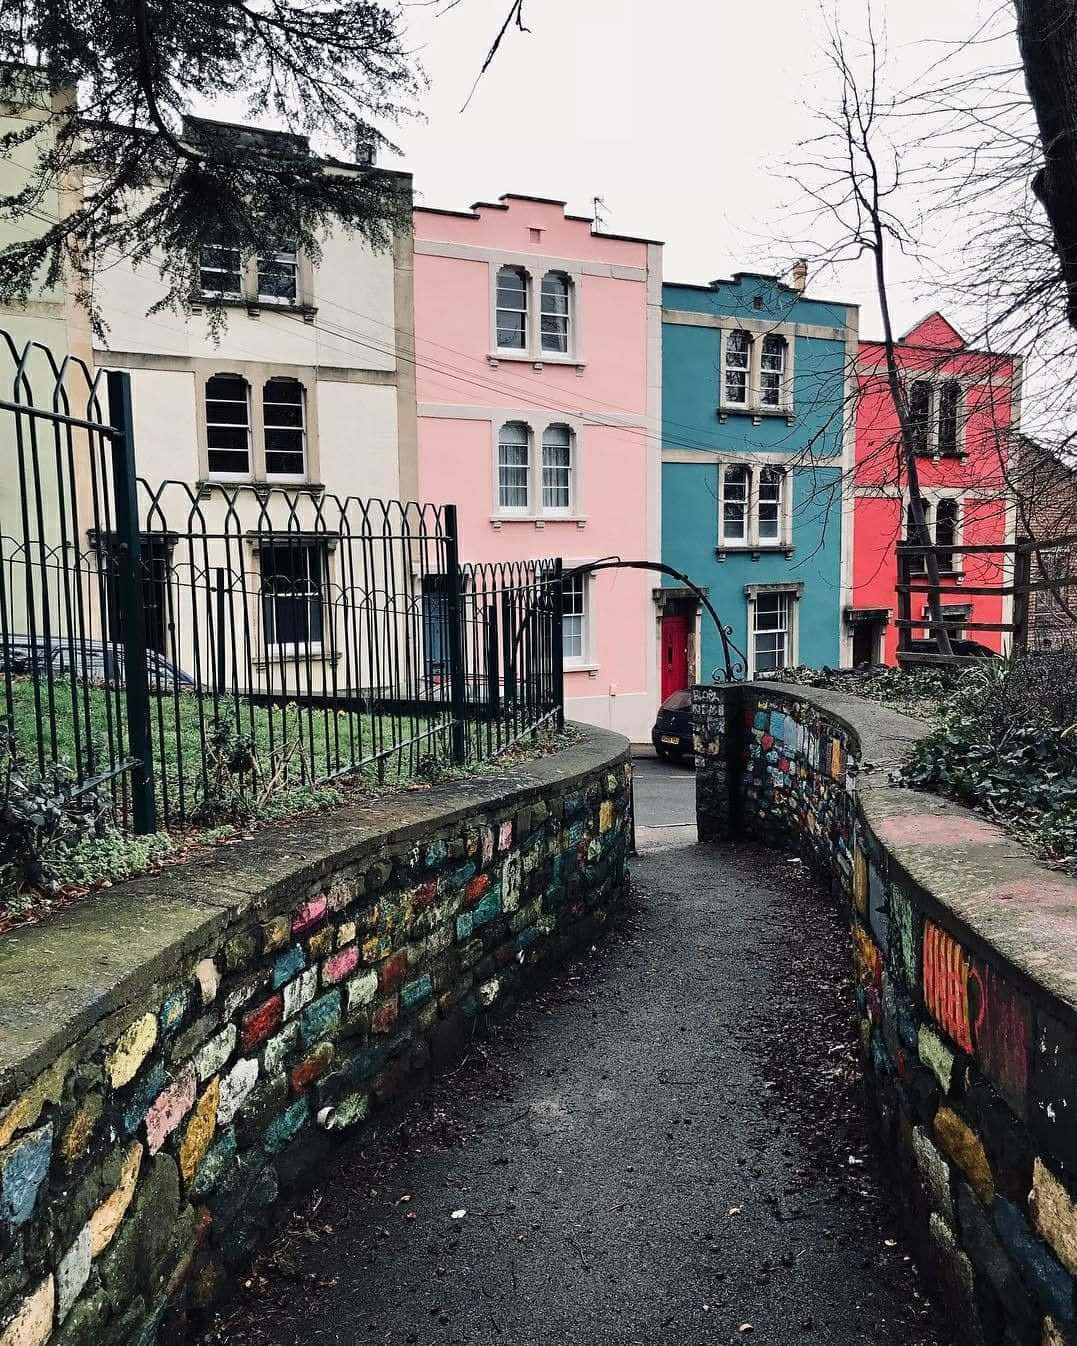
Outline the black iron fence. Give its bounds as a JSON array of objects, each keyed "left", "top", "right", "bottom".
[{"left": 0, "top": 334, "right": 563, "bottom": 833}]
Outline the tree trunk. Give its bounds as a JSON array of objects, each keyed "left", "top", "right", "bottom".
[{"left": 1015, "top": 0, "right": 1077, "bottom": 330}]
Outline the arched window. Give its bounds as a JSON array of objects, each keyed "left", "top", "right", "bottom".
[
  {"left": 263, "top": 378, "right": 307, "bottom": 479},
  {"left": 758, "top": 467, "right": 783, "bottom": 541},
  {"left": 498, "top": 422, "right": 531, "bottom": 510},
  {"left": 541, "top": 424, "right": 573, "bottom": 510},
  {"left": 721, "top": 464, "right": 749, "bottom": 541},
  {"left": 938, "top": 380, "right": 961, "bottom": 455},
  {"left": 909, "top": 380, "right": 933, "bottom": 455},
  {"left": 760, "top": 335, "right": 787, "bottom": 407},
  {"left": 540, "top": 273, "right": 572, "bottom": 354},
  {"left": 496, "top": 267, "right": 528, "bottom": 349},
  {"left": 205, "top": 374, "right": 252, "bottom": 477},
  {"left": 935, "top": 498, "right": 959, "bottom": 573},
  {"left": 724, "top": 330, "right": 751, "bottom": 405}
]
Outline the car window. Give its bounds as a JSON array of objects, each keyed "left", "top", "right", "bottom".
[{"left": 660, "top": 691, "right": 692, "bottom": 711}]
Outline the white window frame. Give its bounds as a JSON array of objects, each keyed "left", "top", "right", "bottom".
[
  {"left": 906, "top": 378, "right": 967, "bottom": 458},
  {"left": 200, "top": 243, "right": 243, "bottom": 300},
  {"left": 718, "top": 324, "right": 796, "bottom": 416},
  {"left": 540, "top": 272, "right": 573, "bottom": 356},
  {"left": 723, "top": 329, "right": 751, "bottom": 407},
  {"left": 561, "top": 560, "right": 597, "bottom": 671},
  {"left": 760, "top": 334, "right": 787, "bottom": 408},
  {"left": 541, "top": 424, "right": 574, "bottom": 514},
  {"left": 205, "top": 373, "right": 254, "bottom": 481},
  {"left": 257, "top": 244, "right": 300, "bottom": 306},
  {"left": 746, "top": 582, "right": 803, "bottom": 678},
  {"left": 717, "top": 461, "right": 792, "bottom": 551},
  {"left": 904, "top": 489, "right": 964, "bottom": 575},
  {"left": 486, "top": 256, "right": 585, "bottom": 365},
  {"left": 259, "top": 538, "right": 330, "bottom": 656},
  {"left": 562, "top": 571, "right": 587, "bottom": 664},
  {"left": 262, "top": 377, "right": 307, "bottom": 483},
  {"left": 492, "top": 415, "right": 584, "bottom": 522},
  {"left": 495, "top": 266, "right": 530, "bottom": 353},
  {"left": 497, "top": 421, "right": 532, "bottom": 512}
]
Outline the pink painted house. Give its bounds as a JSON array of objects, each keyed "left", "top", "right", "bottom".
[{"left": 413, "top": 195, "right": 663, "bottom": 740}]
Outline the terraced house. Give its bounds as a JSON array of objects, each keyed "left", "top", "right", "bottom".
[
  {"left": 413, "top": 194, "right": 663, "bottom": 740},
  {"left": 659, "top": 270, "right": 858, "bottom": 687}
]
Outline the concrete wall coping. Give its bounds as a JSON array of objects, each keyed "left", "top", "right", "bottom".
[
  {"left": 0, "top": 723, "right": 629, "bottom": 1100},
  {"left": 750, "top": 680, "right": 1077, "bottom": 1028}
]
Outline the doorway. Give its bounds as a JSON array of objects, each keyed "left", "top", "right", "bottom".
[{"left": 661, "top": 614, "right": 690, "bottom": 700}]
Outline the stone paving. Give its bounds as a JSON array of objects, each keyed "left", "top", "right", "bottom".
[{"left": 203, "top": 762, "right": 953, "bottom": 1346}]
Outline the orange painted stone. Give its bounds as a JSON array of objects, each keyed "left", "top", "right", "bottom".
[
  {"left": 923, "top": 922, "right": 972, "bottom": 1053},
  {"left": 934, "top": 1106, "right": 994, "bottom": 1205}
]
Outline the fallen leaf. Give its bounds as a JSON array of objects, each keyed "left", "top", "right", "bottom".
[
  {"left": 451, "top": 1209, "right": 467, "bottom": 1219},
  {"left": 728, "top": 1206, "right": 742, "bottom": 1216},
  {"left": 739, "top": 1325, "right": 753, "bottom": 1334}
]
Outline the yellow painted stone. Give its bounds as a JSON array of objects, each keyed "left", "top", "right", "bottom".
[
  {"left": 89, "top": 1142, "right": 143, "bottom": 1256},
  {"left": 853, "top": 844, "right": 869, "bottom": 917},
  {"left": 934, "top": 1106, "right": 994, "bottom": 1205},
  {"left": 308, "top": 927, "right": 334, "bottom": 960},
  {"left": 179, "top": 1077, "right": 220, "bottom": 1183},
  {"left": 1044, "top": 1317, "right": 1066, "bottom": 1346},
  {"left": 262, "top": 916, "right": 290, "bottom": 953},
  {"left": 0, "top": 1049, "right": 75, "bottom": 1149},
  {"left": 0, "top": 1276, "right": 54, "bottom": 1346},
  {"left": 337, "top": 921, "right": 356, "bottom": 948},
  {"left": 105, "top": 1013, "right": 158, "bottom": 1089},
  {"left": 60, "top": 1097, "right": 102, "bottom": 1168},
  {"left": 1032, "top": 1158, "right": 1077, "bottom": 1276},
  {"left": 599, "top": 800, "right": 614, "bottom": 834}
]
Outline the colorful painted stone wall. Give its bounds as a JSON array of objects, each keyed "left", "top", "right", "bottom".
[
  {"left": 695, "top": 681, "right": 1077, "bottom": 1345},
  {"left": 0, "top": 726, "right": 631, "bottom": 1346}
]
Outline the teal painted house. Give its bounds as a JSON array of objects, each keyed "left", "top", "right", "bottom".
[{"left": 658, "top": 272, "right": 857, "bottom": 695}]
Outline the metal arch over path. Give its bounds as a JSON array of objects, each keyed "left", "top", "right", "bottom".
[{"left": 561, "top": 556, "right": 748, "bottom": 683}]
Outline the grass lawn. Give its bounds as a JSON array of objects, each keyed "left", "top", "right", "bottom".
[{"left": 6, "top": 675, "right": 453, "bottom": 826}]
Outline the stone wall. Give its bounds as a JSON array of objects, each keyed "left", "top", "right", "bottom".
[
  {"left": 0, "top": 725, "right": 631, "bottom": 1346},
  {"left": 694, "top": 681, "right": 1077, "bottom": 1346}
]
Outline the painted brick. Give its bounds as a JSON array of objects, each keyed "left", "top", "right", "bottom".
[
  {"left": 498, "top": 819, "right": 513, "bottom": 851},
  {"left": 262, "top": 915, "right": 291, "bottom": 952},
  {"left": 292, "top": 895, "right": 328, "bottom": 934},
  {"left": 401, "top": 975, "right": 433, "bottom": 1010},
  {"left": 1032, "top": 1010, "right": 1077, "bottom": 1174},
  {"left": 472, "top": 887, "right": 502, "bottom": 929},
  {"left": 913, "top": 1126, "right": 953, "bottom": 1221},
  {"left": 89, "top": 1142, "right": 142, "bottom": 1255},
  {"left": 241, "top": 994, "right": 283, "bottom": 1051},
  {"left": 145, "top": 1064, "right": 198, "bottom": 1155},
  {"left": 335, "top": 1091, "right": 371, "bottom": 1128},
  {"left": 456, "top": 910, "right": 474, "bottom": 942},
  {"left": 222, "top": 972, "right": 266, "bottom": 1020},
  {"left": 264, "top": 1098, "right": 310, "bottom": 1154},
  {"left": 919, "top": 1025, "right": 956, "bottom": 1094},
  {"left": 1034, "top": 1158, "right": 1077, "bottom": 1278},
  {"left": 0, "top": 1275, "right": 54, "bottom": 1346},
  {"left": 193, "top": 1024, "right": 237, "bottom": 1083},
  {"left": 263, "top": 1022, "right": 300, "bottom": 1077},
  {"left": 56, "top": 1223, "right": 91, "bottom": 1322},
  {"left": 290, "top": 1043, "right": 334, "bottom": 1094},
  {"left": 502, "top": 854, "right": 522, "bottom": 913},
  {"left": 478, "top": 977, "right": 500, "bottom": 1008},
  {"left": 995, "top": 1195, "right": 1075, "bottom": 1322},
  {"left": 122, "top": 1061, "right": 166, "bottom": 1135},
  {"left": 300, "top": 991, "right": 341, "bottom": 1047},
  {"left": 923, "top": 922, "right": 973, "bottom": 1053},
  {"left": 371, "top": 997, "right": 399, "bottom": 1034},
  {"left": 272, "top": 945, "right": 306, "bottom": 990},
  {"left": 283, "top": 967, "right": 318, "bottom": 1020},
  {"left": 105, "top": 1013, "right": 158, "bottom": 1088},
  {"left": 380, "top": 950, "right": 408, "bottom": 993},
  {"left": 0, "top": 1124, "right": 52, "bottom": 1225},
  {"left": 345, "top": 970, "right": 379, "bottom": 1017},
  {"left": 934, "top": 1106, "right": 994, "bottom": 1205},
  {"left": 323, "top": 945, "right": 359, "bottom": 986},
  {"left": 60, "top": 1095, "right": 101, "bottom": 1168},
  {"left": 0, "top": 1052, "right": 71, "bottom": 1150},
  {"left": 307, "top": 926, "right": 335, "bottom": 961},
  {"left": 217, "top": 1057, "right": 259, "bottom": 1127},
  {"left": 412, "top": 883, "right": 437, "bottom": 912},
  {"left": 465, "top": 875, "right": 490, "bottom": 906},
  {"left": 973, "top": 961, "right": 1032, "bottom": 1118},
  {"left": 957, "top": 1182, "right": 1038, "bottom": 1335},
  {"left": 337, "top": 920, "right": 357, "bottom": 946},
  {"left": 179, "top": 1077, "right": 220, "bottom": 1182},
  {"left": 190, "top": 1129, "right": 236, "bottom": 1200},
  {"left": 159, "top": 987, "right": 189, "bottom": 1035},
  {"left": 195, "top": 958, "right": 219, "bottom": 1005}
]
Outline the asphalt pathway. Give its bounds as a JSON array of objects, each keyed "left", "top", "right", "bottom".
[{"left": 206, "top": 761, "right": 952, "bottom": 1346}]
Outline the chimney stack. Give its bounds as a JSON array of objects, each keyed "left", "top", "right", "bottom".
[{"left": 791, "top": 259, "right": 808, "bottom": 294}]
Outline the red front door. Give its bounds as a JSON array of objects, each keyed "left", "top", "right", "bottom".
[{"left": 661, "top": 615, "right": 690, "bottom": 701}]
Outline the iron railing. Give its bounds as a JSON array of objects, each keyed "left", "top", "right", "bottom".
[{"left": 0, "top": 334, "right": 563, "bottom": 833}]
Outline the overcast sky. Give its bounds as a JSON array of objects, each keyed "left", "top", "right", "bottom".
[{"left": 385, "top": 0, "right": 1024, "bottom": 341}]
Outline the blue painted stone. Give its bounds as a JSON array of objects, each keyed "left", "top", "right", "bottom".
[
  {"left": 567, "top": 822, "right": 585, "bottom": 847},
  {"left": 264, "top": 1097, "right": 310, "bottom": 1154},
  {"left": 516, "top": 928, "right": 538, "bottom": 952},
  {"left": 994, "top": 1196, "right": 1074, "bottom": 1322},
  {"left": 272, "top": 945, "right": 306, "bottom": 990},
  {"left": 401, "top": 975, "right": 433, "bottom": 1009},
  {"left": 770, "top": 712, "right": 787, "bottom": 745},
  {"left": 190, "top": 1129, "right": 238, "bottom": 1199},
  {"left": 0, "top": 1124, "right": 52, "bottom": 1225},
  {"left": 754, "top": 711, "right": 768, "bottom": 730},
  {"left": 122, "top": 1061, "right": 167, "bottom": 1135},
  {"left": 472, "top": 887, "right": 502, "bottom": 930},
  {"left": 299, "top": 991, "right": 341, "bottom": 1048},
  {"left": 159, "top": 987, "right": 189, "bottom": 1035},
  {"left": 452, "top": 862, "right": 476, "bottom": 889},
  {"left": 424, "top": 839, "right": 447, "bottom": 868},
  {"left": 564, "top": 792, "right": 588, "bottom": 819},
  {"left": 456, "top": 911, "right": 474, "bottom": 941}
]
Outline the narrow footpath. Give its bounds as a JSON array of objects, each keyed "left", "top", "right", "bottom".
[{"left": 204, "top": 757, "right": 953, "bottom": 1346}]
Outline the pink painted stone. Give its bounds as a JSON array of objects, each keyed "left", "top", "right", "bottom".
[
  {"left": 498, "top": 820, "right": 513, "bottom": 852},
  {"left": 875, "top": 813, "right": 1006, "bottom": 849},
  {"left": 145, "top": 1065, "right": 197, "bottom": 1155},
  {"left": 292, "top": 896, "right": 328, "bottom": 935},
  {"left": 322, "top": 945, "right": 359, "bottom": 985}
]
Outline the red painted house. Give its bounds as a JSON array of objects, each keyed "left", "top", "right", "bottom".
[{"left": 849, "top": 314, "right": 1019, "bottom": 665}]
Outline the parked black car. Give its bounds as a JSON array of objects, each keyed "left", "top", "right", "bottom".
[
  {"left": 651, "top": 689, "right": 693, "bottom": 761},
  {"left": 2, "top": 636, "right": 196, "bottom": 690}
]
